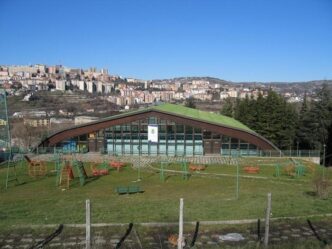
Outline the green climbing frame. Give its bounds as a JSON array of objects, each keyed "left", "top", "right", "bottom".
[{"left": 72, "top": 160, "right": 88, "bottom": 186}]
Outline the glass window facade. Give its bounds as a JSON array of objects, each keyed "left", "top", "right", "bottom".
[{"left": 56, "top": 116, "right": 259, "bottom": 156}]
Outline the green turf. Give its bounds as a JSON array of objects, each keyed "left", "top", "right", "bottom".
[
  {"left": 0, "top": 160, "right": 331, "bottom": 228},
  {"left": 152, "top": 103, "right": 253, "bottom": 132},
  {"left": 71, "top": 103, "right": 253, "bottom": 132}
]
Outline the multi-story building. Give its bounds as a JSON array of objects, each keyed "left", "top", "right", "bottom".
[
  {"left": 55, "top": 80, "right": 66, "bottom": 91},
  {"left": 228, "top": 89, "right": 238, "bottom": 98},
  {"left": 97, "top": 81, "right": 104, "bottom": 93},
  {"left": 104, "top": 83, "right": 113, "bottom": 94},
  {"left": 0, "top": 71, "right": 9, "bottom": 81},
  {"left": 8, "top": 65, "right": 38, "bottom": 75},
  {"left": 86, "top": 81, "right": 95, "bottom": 93},
  {"left": 220, "top": 92, "right": 229, "bottom": 99},
  {"left": 78, "top": 81, "right": 86, "bottom": 91},
  {"left": 24, "top": 118, "right": 50, "bottom": 128}
]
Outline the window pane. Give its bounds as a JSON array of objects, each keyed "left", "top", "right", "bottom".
[
  {"left": 167, "top": 125, "right": 174, "bottom": 134},
  {"left": 203, "top": 131, "right": 211, "bottom": 139},
  {"left": 231, "top": 138, "right": 238, "bottom": 143},
  {"left": 222, "top": 136, "right": 230, "bottom": 143},
  {"left": 212, "top": 134, "right": 221, "bottom": 139},
  {"left": 185, "top": 126, "right": 193, "bottom": 134},
  {"left": 131, "top": 125, "right": 138, "bottom": 132},
  {"left": 194, "top": 127, "right": 201, "bottom": 133},
  {"left": 160, "top": 125, "right": 166, "bottom": 133},
  {"left": 176, "top": 125, "right": 184, "bottom": 133},
  {"left": 185, "top": 134, "right": 193, "bottom": 140},
  {"left": 148, "top": 117, "right": 157, "bottom": 124},
  {"left": 240, "top": 143, "right": 248, "bottom": 149}
]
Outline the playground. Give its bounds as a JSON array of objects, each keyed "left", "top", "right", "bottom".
[{"left": 0, "top": 154, "right": 331, "bottom": 231}]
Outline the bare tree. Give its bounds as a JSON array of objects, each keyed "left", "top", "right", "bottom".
[{"left": 11, "top": 121, "right": 48, "bottom": 149}]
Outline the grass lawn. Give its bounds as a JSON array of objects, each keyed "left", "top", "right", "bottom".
[{"left": 0, "top": 159, "right": 331, "bottom": 229}]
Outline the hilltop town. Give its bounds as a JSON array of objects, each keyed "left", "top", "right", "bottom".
[{"left": 0, "top": 64, "right": 331, "bottom": 132}]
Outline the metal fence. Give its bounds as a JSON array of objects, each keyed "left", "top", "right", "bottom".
[{"left": 16, "top": 147, "right": 321, "bottom": 157}]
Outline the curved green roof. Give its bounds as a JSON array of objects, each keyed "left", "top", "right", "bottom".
[
  {"left": 151, "top": 103, "right": 253, "bottom": 132},
  {"left": 45, "top": 103, "right": 253, "bottom": 140},
  {"left": 39, "top": 102, "right": 280, "bottom": 151}
]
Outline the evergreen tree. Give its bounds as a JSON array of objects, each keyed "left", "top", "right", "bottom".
[
  {"left": 184, "top": 97, "right": 196, "bottom": 109},
  {"left": 326, "top": 123, "right": 332, "bottom": 166},
  {"left": 233, "top": 97, "right": 242, "bottom": 120},
  {"left": 258, "top": 90, "right": 283, "bottom": 146},
  {"left": 220, "top": 97, "right": 234, "bottom": 117},
  {"left": 220, "top": 85, "right": 332, "bottom": 153},
  {"left": 304, "top": 84, "right": 332, "bottom": 150},
  {"left": 234, "top": 95, "right": 251, "bottom": 125},
  {"left": 277, "top": 100, "right": 298, "bottom": 149},
  {"left": 251, "top": 92, "right": 265, "bottom": 132},
  {"left": 246, "top": 95, "right": 258, "bottom": 129},
  {"left": 230, "top": 90, "right": 298, "bottom": 149},
  {"left": 296, "top": 92, "right": 313, "bottom": 149}
]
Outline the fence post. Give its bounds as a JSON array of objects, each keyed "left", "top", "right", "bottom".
[
  {"left": 236, "top": 155, "right": 239, "bottom": 199},
  {"left": 86, "top": 199, "right": 91, "bottom": 249},
  {"left": 178, "top": 198, "right": 184, "bottom": 249},
  {"left": 264, "top": 193, "right": 272, "bottom": 247}
]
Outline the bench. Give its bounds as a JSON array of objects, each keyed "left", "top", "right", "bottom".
[
  {"left": 244, "top": 166, "right": 260, "bottom": 174},
  {"left": 116, "top": 186, "right": 144, "bottom": 195}
]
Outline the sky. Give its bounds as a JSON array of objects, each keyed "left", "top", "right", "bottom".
[{"left": 0, "top": 0, "right": 331, "bottom": 82}]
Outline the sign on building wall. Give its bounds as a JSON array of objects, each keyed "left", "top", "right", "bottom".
[{"left": 148, "top": 125, "right": 158, "bottom": 143}]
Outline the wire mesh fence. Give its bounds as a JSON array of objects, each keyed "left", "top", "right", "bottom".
[{"left": 20, "top": 147, "right": 321, "bottom": 158}]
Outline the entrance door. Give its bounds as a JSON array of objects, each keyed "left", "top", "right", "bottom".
[
  {"left": 88, "top": 139, "right": 97, "bottom": 152},
  {"left": 203, "top": 140, "right": 213, "bottom": 154},
  {"left": 203, "top": 140, "right": 221, "bottom": 155},
  {"left": 213, "top": 140, "right": 221, "bottom": 154}
]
